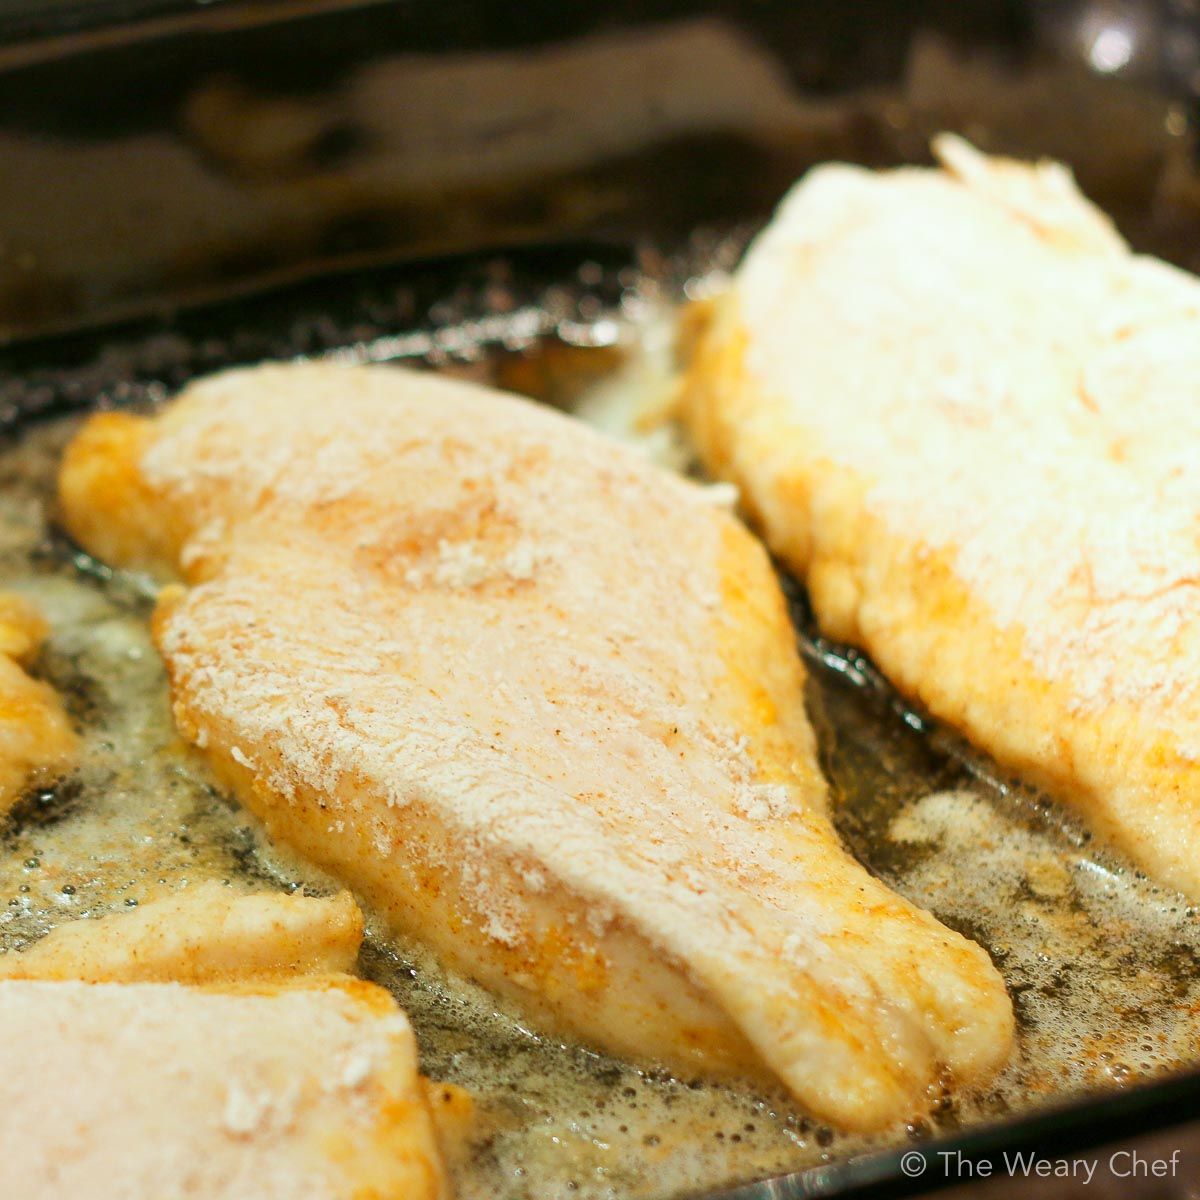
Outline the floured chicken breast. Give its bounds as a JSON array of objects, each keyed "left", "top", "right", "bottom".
[
  {"left": 0, "top": 977, "right": 448, "bottom": 1199},
  {"left": 682, "top": 135, "right": 1200, "bottom": 900},
  {"left": 0, "top": 592, "right": 77, "bottom": 813},
  {"left": 0, "top": 882, "right": 363, "bottom": 983},
  {"left": 58, "top": 361, "right": 1012, "bottom": 1129}
]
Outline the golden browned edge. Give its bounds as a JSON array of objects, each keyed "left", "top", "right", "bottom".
[
  {"left": 57, "top": 412, "right": 182, "bottom": 572},
  {"left": 0, "top": 886, "right": 365, "bottom": 984},
  {"left": 714, "top": 523, "right": 830, "bottom": 813},
  {"left": 678, "top": 297, "right": 1200, "bottom": 903}
]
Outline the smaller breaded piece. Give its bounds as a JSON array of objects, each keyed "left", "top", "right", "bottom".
[
  {"left": 0, "top": 976, "right": 449, "bottom": 1200},
  {"left": 0, "top": 883, "right": 363, "bottom": 983},
  {"left": 0, "top": 592, "right": 77, "bottom": 813}
]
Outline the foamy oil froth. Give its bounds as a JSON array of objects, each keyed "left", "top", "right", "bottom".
[
  {"left": 886, "top": 787, "right": 1200, "bottom": 1108},
  {"left": 357, "top": 928, "right": 858, "bottom": 1200}
]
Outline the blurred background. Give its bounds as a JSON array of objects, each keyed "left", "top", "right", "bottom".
[{"left": 0, "top": 1, "right": 1196, "bottom": 341}]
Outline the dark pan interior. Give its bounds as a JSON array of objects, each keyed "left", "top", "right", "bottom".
[{"left": 2, "top": 0, "right": 1199, "bottom": 343}]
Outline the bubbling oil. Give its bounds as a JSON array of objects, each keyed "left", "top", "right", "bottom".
[{"left": 0, "top": 331, "right": 1197, "bottom": 1199}]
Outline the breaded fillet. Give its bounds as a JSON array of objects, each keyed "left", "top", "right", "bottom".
[
  {"left": 0, "top": 882, "right": 363, "bottom": 983},
  {"left": 0, "top": 977, "right": 447, "bottom": 1199},
  {"left": 682, "top": 135, "right": 1200, "bottom": 899},
  {"left": 0, "top": 592, "right": 77, "bottom": 812},
  {"left": 58, "top": 361, "right": 1012, "bottom": 1129}
]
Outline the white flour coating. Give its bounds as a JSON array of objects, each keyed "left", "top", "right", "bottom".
[
  {"left": 737, "top": 134, "right": 1200, "bottom": 725},
  {"left": 222, "top": 1081, "right": 276, "bottom": 1136},
  {"left": 715, "top": 730, "right": 796, "bottom": 821},
  {"left": 737, "top": 784, "right": 794, "bottom": 822},
  {"left": 403, "top": 537, "right": 544, "bottom": 589}
]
